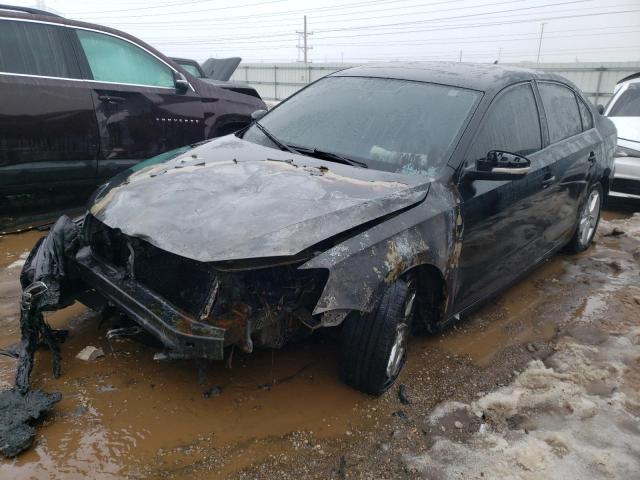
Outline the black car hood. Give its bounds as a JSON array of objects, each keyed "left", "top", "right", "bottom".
[{"left": 90, "top": 136, "right": 430, "bottom": 262}]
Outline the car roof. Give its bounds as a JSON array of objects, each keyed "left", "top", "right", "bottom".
[{"left": 331, "top": 61, "right": 565, "bottom": 94}]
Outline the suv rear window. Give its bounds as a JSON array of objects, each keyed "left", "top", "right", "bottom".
[
  {"left": 77, "top": 30, "right": 175, "bottom": 88},
  {"left": 538, "top": 82, "right": 582, "bottom": 143},
  {"left": 0, "top": 19, "right": 80, "bottom": 78},
  {"left": 608, "top": 83, "right": 640, "bottom": 117}
]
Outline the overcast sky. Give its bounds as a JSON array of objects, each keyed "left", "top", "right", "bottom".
[{"left": 13, "top": 0, "right": 640, "bottom": 64}]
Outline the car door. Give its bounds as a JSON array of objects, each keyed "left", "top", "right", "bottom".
[
  {"left": 535, "top": 81, "right": 599, "bottom": 247},
  {"left": 455, "top": 82, "right": 552, "bottom": 312},
  {"left": 0, "top": 18, "right": 99, "bottom": 193},
  {"left": 73, "top": 28, "right": 205, "bottom": 181}
]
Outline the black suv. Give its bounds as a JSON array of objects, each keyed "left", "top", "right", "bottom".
[{"left": 0, "top": 6, "right": 266, "bottom": 195}]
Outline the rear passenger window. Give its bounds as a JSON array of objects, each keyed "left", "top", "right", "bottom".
[
  {"left": 467, "top": 83, "right": 541, "bottom": 163},
  {"left": 77, "top": 30, "right": 175, "bottom": 88},
  {"left": 578, "top": 98, "right": 594, "bottom": 130},
  {"left": 0, "top": 20, "right": 80, "bottom": 78},
  {"left": 538, "top": 83, "right": 582, "bottom": 142}
]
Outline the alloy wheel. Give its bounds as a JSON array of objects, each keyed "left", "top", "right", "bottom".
[
  {"left": 385, "top": 289, "right": 416, "bottom": 378},
  {"left": 578, "top": 188, "right": 601, "bottom": 247}
]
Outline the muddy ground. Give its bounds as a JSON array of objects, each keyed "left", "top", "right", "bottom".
[{"left": 0, "top": 206, "right": 638, "bottom": 479}]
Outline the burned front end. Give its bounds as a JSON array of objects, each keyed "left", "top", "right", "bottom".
[{"left": 77, "top": 215, "right": 330, "bottom": 360}]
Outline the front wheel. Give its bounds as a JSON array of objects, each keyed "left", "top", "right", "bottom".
[
  {"left": 339, "top": 279, "right": 416, "bottom": 395},
  {"left": 565, "top": 182, "right": 603, "bottom": 253}
]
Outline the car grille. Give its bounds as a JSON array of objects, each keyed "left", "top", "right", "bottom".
[
  {"left": 612, "top": 178, "right": 640, "bottom": 196},
  {"left": 85, "top": 216, "right": 217, "bottom": 318}
]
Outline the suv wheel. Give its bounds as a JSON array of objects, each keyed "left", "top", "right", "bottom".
[
  {"left": 566, "top": 182, "right": 603, "bottom": 253},
  {"left": 339, "top": 278, "right": 416, "bottom": 395}
]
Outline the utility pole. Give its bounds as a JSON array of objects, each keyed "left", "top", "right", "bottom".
[
  {"left": 296, "top": 15, "right": 313, "bottom": 64},
  {"left": 458, "top": 50, "right": 462, "bottom": 62},
  {"left": 536, "top": 22, "right": 546, "bottom": 63},
  {"left": 303, "top": 15, "right": 308, "bottom": 63}
]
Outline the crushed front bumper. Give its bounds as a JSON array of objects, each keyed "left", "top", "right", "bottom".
[{"left": 74, "top": 246, "right": 226, "bottom": 360}]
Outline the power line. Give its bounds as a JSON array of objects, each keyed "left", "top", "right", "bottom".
[
  {"left": 69, "top": 0, "right": 287, "bottom": 19},
  {"left": 108, "top": 0, "right": 509, "bottom": 27},
  {"left": 311, "top": 8, "right": 640, "bottom": 41},
  {"left": 165, "top": 30, "right": 640, "bottom": 52},
  {"left": 315, "top": 0, "right": 592, "bottom": 34},
  {"left": 123, "top": 1, "right": 636, "bottom": 35},
  {"left": 145, "top": 4, "right": 637, "bottom": 45},
  {"left": 311, "top": 25, "right": 640, "bottom": 46},
  {"left": 172, "top": 28, "right": 640, "bottom": 50},
  {"left": 66, "top": 0, "right": 218, "bottom": 15},
  {"left": 142, "top": 0, "right": 596, "bottom": 44},
  {"left": 76, "top": 0, "right": 422, "bottom": 20}
]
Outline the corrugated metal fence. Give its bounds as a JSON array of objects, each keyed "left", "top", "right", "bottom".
[{"left": 231, "top": 61, "right": 640, "bottom": 105}]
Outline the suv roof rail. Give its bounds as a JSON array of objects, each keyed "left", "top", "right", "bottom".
[{"left": 0, "top": 4, "right": 62, "bottom": 17}]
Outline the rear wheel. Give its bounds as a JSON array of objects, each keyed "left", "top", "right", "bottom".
[
  {"left": 565, "top": 182, "right": 603, "bottom": 253},
  {"left": 339, "top": 278, "right": 416, "bottom": 395}
]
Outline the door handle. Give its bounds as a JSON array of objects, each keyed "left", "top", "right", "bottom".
[
  {"left": 588, "top": 151, "right": 596, "bottom": 163},
  {"left": 98, "top": 94, "right": 126, "bottom": 104},
  {"left": 541, "top": 175, "right": 556, "bottom": 188}
]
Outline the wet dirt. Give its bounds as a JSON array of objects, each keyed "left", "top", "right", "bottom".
[{"left": 0, "top": 208, "right": 637, "bottom": 478}]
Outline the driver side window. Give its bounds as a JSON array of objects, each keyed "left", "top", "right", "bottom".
[{"left": 466, "top": 83, "right": 542, "bottom": 167}]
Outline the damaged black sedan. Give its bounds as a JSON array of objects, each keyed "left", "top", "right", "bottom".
[{"left": 21, "top": 63, "right": 616, "bottom": 396}]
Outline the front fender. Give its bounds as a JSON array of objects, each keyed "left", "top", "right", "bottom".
[{"left": 303, "top": 182, "right": 462, "bottom": 316}]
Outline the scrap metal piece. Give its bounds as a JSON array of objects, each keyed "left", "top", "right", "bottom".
[
  {"left": 106, "top": 326, "right": 142, "bottom": 341},
  {"left": 199, "top": 278, "right": 220, "bottom": 321}
]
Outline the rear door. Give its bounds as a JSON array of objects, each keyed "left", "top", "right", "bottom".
[
  {"left": 0, "top": 18, "right": 99, "bottom": 193},
  {"left": 456, "top": 82, "right": 550, "bottom": 311},
  {"left": 535, "top": 81, "right": 598, "bottom": 247},
  {"left": 73, "top": 28, "right": 204, "bottom": 181}
]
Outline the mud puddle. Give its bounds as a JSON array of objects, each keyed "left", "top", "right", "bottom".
[
  {"left": 0, "top": 209, "right": 636, "bottom": 478},
  {"left": 0, "top": 308, "right": 368, "bottom": 478}
]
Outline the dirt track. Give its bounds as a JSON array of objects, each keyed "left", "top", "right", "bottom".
[{"left": 0, "top": 208, "right": 638, "bottom": 479}]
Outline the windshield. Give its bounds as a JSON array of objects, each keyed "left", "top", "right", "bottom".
[
  {"left": 609, "top": 83, "right": 640, "bottom": 117},
  {"left": 242, "top": 76, "right": 480, "bottom": 176}
]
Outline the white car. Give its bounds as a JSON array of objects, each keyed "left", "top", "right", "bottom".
[{"left": 605, "top": 73, "right": 640, "bottom": 200}]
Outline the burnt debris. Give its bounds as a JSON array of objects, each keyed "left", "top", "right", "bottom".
[{"left": 0, "top": 215, "right": 80, "bottom": 457}]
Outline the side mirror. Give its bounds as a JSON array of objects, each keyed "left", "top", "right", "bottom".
[
  {"left": 463, "top": 150, "right": 531, "bottom": 181},
  {"left": 174, "top": 73, "right": 189, "bottom": 94},
  {"left": 596, "top": 104, "right": 605, "bottom": 115},
  {"left": 251, "top": 109, "right": 268, "bottom": 121}
]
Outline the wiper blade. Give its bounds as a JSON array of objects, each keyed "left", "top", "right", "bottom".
[
  {"left": 288, "top": 145, "right": 368, "bottom": 168},
  {"left": 254, "top": 122, "right": 301, "bottom": 156}
]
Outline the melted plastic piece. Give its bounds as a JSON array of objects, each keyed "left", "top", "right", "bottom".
[{"left": 0, "top": 215, "right": 79, "bottom": 457}]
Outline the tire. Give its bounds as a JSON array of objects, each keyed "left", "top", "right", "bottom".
[
  {"left": 339, "top": 279, "right": 416, "bottom": 395},
  {"left": 565, "top": 182, "right": 603, "bottom": 254}
]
